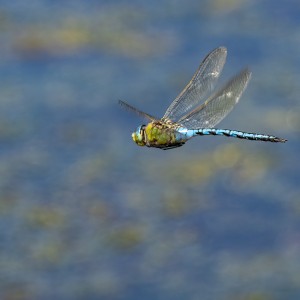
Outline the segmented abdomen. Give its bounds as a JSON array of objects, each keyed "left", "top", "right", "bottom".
[{"left": 195, "top": 128, "right": 287, "bottom": 143}]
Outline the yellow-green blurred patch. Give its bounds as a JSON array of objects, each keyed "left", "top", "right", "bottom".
[
  {"left": 207, "top": 0, "right": 249, "bottom": 14},
  {"left": 1, "top": 285, "right": 33, "bottom": 300},
  {"left": 108, "top": 225, "right": 143, "bottom": 250},
  {"left": 14, "top": 8, "right": 177, "bottom": 58},
  {"left": 87, "top": 201, "right": 114, "bottom": 222},
  {"left": 26, "top": 206, "right": 66, "bottom": 229},
  {"left": 31, "top": 239, "right": 67, "bottom": 265},
  {"left": 162, "top": 190, "right": 190, "bottom": 217},
  {"left": 0, "top": 191, "right": 17, "bottom": 214},
  {"left": 232, "top": 293, "right": 272, "bottom": 300}
]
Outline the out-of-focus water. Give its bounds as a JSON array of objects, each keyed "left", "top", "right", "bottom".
[{"left": 0, "top": 1, "right": 299, "bottom": 299}]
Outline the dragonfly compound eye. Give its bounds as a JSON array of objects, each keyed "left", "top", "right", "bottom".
[{"left": 132, "top": 125, "right": 146, "bottom": 146}]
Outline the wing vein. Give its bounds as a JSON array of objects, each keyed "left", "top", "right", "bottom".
[
  {"left": 163, "top": 47, "right": 227, "bottom": 121},
  {"left": 178, "top": 69, "right": 252, "bottom": 129}
]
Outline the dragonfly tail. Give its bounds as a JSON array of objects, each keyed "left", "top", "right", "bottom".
[{"left": 195, "top": 128, "right": 287, "bottom": 143}]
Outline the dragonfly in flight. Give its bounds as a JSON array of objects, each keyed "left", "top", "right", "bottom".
[{"left": 120, "top": 47, "right": 287, "bottom": 150}]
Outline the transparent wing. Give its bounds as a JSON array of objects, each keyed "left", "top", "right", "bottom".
[
  {"left": 119, "top": 100, "right": 158, "bottom": 121},
  {"left": 178, "top": 69, "right": 251, "bottom": 129},
  {"left": 163, "top": 47, "right": 227, "bottom": 122}
]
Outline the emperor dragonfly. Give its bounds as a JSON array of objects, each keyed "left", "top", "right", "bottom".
[{"left": 120, "top": 47, "right": 287, "bottom": 150}]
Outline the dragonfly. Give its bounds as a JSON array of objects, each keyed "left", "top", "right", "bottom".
[{"left": 120, "top": 47, "right": 287, "bottom": 150}]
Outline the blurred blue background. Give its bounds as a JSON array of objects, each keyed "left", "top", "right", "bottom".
[{"left": 0, "top": 0, "right": 299, "bottom": 299}]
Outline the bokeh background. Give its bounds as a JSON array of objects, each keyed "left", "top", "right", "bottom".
[{"left": 0, "top": 1, "right": 299, "bottom": 299}]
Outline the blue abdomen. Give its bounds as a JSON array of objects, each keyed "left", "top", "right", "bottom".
[{"left": 193, "top": 128, "right": 286, "bottom": 143}]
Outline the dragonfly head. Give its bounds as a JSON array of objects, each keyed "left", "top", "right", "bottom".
[{"left": 132, "top": 125, "right": 146, "bottom": 146}]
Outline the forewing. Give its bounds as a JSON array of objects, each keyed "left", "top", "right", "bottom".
[
  {"left": 119, "top": 100, "right": 157, "bottom": 121},
  {"left": 163, "top": 47, "right": 227, "bottom": 121},
  {"left": 179, "top": 69, "right": 251, "bottom": 129}
]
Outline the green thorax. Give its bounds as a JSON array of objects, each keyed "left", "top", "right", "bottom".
[
  {"left": 132, "top": 121, "right": 186, "bottom": 149},
  {"left": 144, "top": 121, "right": 181, "bottom": 147}
]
